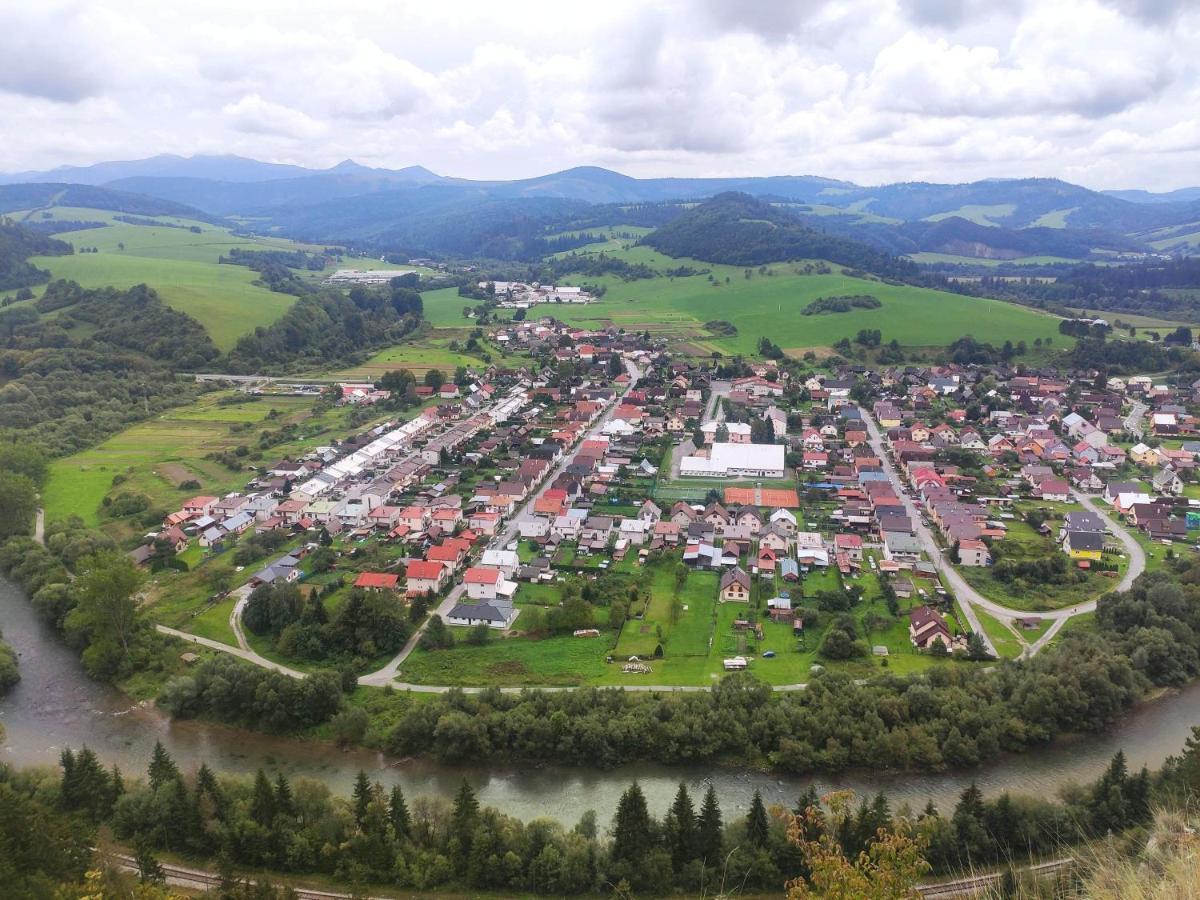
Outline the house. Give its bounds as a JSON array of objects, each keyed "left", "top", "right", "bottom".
[
  {"left": 480, "top": 548, "right": 520, "bottom": 576},
  {"left": 769, "top": 508, "right": 797, "bottom": 534},
  {"left": 405, "top": 560, "right": 447, "bottom": 596},
  {"left": 883, "top": 530, "right": 922, "bottom": 563},
  {"left": 581, "top": 516, "right": 614, "bottom": 546},
  {"left": 759, "top": 523, "right": 792, "bottom": 553},
  {"left": 355, "top": 572, "right": 400, "bottom": 592},
  {"left": 446, "top": 599, "right": 518, "bottom": 629},
  {"left": 638, "top": 500, "right": 663, "bottom": 523},
  {"left": 833, "top": 533, "right": 863, "bottom": 562},
  {"left": 619, "top": 518, "right": 651, "bottom": 545},
  {"left": 464, "top": 566, "right": 504, "bottom": 600},
  {"left": 1152, "top": 467, "right": 1184, "bottom": 496},
  {"left": 1038, "top": 479, "right": 1071, "bottom": 502},
  {"left": 909, "top": 606, "right": 952, "bottom": 650},
  {"left": 957, "top": 538, "right": 990, "bottom": 567},
  {"left": 1063, "top": 530, "right": 1104, "bottom": 560},
  {"left": 719, "top": 567, "right": 752, "bottom": 602},
  {"left": 182, "top": 495, "right": 218, "bottom": 518}
]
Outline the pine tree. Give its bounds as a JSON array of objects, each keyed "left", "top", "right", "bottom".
[
  {"left": 668, "top": 782, "right": 697, "bottom": 870},
  {"left": 352, "top": 770, "right": 373, "bottom": 827},
  {"left": 250, "top": 769, "right": 277, "bottom": 827},
  {"left": 611, "top": 782, "right": 653, "bottom": 865},
  {"left": 147, "top": 740, "right": 179, "bottom": 792},
  {"left": 389, "top": 784, "right": 411, "bottom": 839},
  {"left": 274, "top": 773, "right": 295, "bottom": 818},
  {"left": 746, "top": 789, "right": 769, "bottom": 848},
  {"left": 697, "top": 785, "right": 724, "bottom": 864},
  {"left": 195, "top": 763, "right": 223, "bottom": 818},
  {"left": 107, "top": 764, "right": 125, "bottom": 817},
  {"left": 451, "top": 778, "right": 480, "bottom": 836},
  {"left": 59, "top": 748, "right": 78, "bottom": 810},
  {"left": 135, "top": 838, "right": 166, "bottom": 884}
]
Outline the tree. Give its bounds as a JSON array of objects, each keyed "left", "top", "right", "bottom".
[
  {"left": 714, "top": 423, "right": 729, "bottom": 443},
  {"left": 424, "top": 369, "right": 445, "bottom": 390},
  {"left": 147, "top": 741, "right": 179, "bottom": 792},
  {"left": 352, "top": 770, "right": 372, "bottom": 827},
  {"left": 389, "top": 784, "right": 411, "bottom": 839},
  {"left": 698, "top": 784, "right": 724, "bottom": 864},
  {"left": 785, "top": 792, "right": 929, "bottom": 899},
  {"left": 966, "top": 632, "right": 990, "bottom": 661},
  {"left": 611, "top": 782, "right": 653, "bottom": 865},
  {"left": 668, "top": 782, "right": 697, "bottom": 870},
  {"left": 746, "top": 789, "right": 770, "bottom": 847},
  {"left": 251, "top": 770, "right": 276, "bottom": 827},
  {"left": 0, "top": 470, "right": 36, "bottom": 540},
  {"left": 63, "top": 550, "right": 144, "bottom": 679}
]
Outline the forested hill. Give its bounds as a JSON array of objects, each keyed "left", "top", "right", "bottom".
[
  {"left": 0, "top": 183, "right": 223, "bottom": 224},
  {"left": 641, "top": 192, "right": 918, "bottom": 277},
  {"left": 0, "top": 220, "right": 71, "bottom": 291}
]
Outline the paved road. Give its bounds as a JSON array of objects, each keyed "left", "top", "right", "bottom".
[
  {"left": 155, "top": 624, "right": 307, "bottom": 678},
  {"left": 859, "top": 408, "right": 999, "bottom": 657},
  {"left": 703, "top": 379, "right": 731, "bottom": 425},
  {"left": 357, "top": 359, "right": 643, "bottom": 686},
  {"left": 859, "top": 406, "right": 1147, "bottom": 658}
]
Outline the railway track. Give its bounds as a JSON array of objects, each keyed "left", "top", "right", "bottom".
[
  {"left": 108, "top": 852, "right": 378, "bottom": 900},
  {"left": 917, "top": 857, "right": 1075, "bottom": 898}
]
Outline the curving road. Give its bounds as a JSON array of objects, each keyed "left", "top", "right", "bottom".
[{"left": 858, "top": 407, "right": 1146, "bottom": 659}]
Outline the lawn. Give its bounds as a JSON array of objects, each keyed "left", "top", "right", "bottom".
[
  {"left": 398, "top": 632, "right": 614, "bottom": 686},
  {"left": 958, "top": 514, "right": 1126, "bottom": 612},
  {"left": 975, "top": 608, "right": 1025, "bottom": 660},
  {"left": 545, "top": 246, "right": 1059, "bottom": 354}
]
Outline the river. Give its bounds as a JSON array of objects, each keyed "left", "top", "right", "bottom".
[{"left": 3, "top": 575, "right": 1199, "bottom": 824}]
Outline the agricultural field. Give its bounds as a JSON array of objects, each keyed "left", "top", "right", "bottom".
[
  {"left": 21, "top": 204, "right": 434, "bottom": 350},
  {"left": 924, "top": 204, "right": 1017, "bottom": 226},
  {"left": 42, "top": 389, "right": 400, "bottom": 537},
  {"left": 549, "top": 245, "right": 1060, "bottom": 355}
]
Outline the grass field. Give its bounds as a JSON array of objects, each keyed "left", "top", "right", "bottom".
[
  {"left": 42, "top": 390, "right": 395, "bottom": 534},
  {"left": 908, "top": 252, "right": 1079, "bottom": 267},
  {"left": 924, "top": 204, "right": 1017, "bottom": 226},
  {"left": 21, "top": 205, "right": 401, "bottom": 350},
  {"left": 975, "top": 608, "right": 1025, "bottom": 660},
  {"left": 958, "top": 514, "right": 1126, "bottom": 612},
  {"left": 548, "top": 246, "right": 1060, "bottom": 354}
]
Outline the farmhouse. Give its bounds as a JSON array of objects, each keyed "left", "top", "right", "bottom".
[
  {"left": 909, "top": 606, "right": 952, "bottom": 650},
  {"left": 719, "top": 567, "right": 752, "bottom": 601},
  {"left": 354, "top": 572, "right": 400, "bottom": 592}
]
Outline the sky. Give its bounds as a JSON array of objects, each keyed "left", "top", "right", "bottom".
[{"left": 2, "top": 0, "right": 1199, "bottom": 190}]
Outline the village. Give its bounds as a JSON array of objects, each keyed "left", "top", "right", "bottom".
[{"left": 134, "top": 315, "right": 1200, "bottom": 687}]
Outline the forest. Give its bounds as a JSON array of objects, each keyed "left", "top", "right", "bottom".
[
  {"left": 640, "top": 192, "right": 920, "bottom": 276},
  {"left": 0, "top": 219, "right": 72, "bottom": 291}
]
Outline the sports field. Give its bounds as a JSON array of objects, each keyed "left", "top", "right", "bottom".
[{"left": 549, "top": 246, "right": 1060, "bottom": 354}]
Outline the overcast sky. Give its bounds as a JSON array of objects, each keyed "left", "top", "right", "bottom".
[{"left": 3, "top": 0, "right": 1199, "bottom": 189}]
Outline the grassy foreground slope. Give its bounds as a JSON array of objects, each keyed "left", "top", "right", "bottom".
[
  {"left": 24, "top": 206, "right": 327, "bottom": 350},
  {"left": 553, "top": 246, "right": 1060, "bottom": 354}
]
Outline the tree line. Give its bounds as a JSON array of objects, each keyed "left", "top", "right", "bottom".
[{"left": 5, "top": 724, "right": 1200, "bottom": 896}]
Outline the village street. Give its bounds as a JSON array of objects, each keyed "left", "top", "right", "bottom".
[{"left": 858, "top": 406, "right": 1146, "bottom": 658}]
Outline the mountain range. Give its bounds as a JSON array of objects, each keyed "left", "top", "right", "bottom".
[{"left": 2, "top": 154, "right": 1199, "bottom": 261}]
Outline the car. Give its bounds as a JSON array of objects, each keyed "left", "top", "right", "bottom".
[{"left": 762, "top": 650, "right": 776, "bottom": 658}]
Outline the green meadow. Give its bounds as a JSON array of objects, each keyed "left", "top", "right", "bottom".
[
  {"left": 550, "top": 245, "right": 1060, "bottom": 354},
  {"left": 22, "top": 206, "right": 435, "bottom": 351},
  {"left": 42, "top": 391, "right": 395, "bottom": 536}
]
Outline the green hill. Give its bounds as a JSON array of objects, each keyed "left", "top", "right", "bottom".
[{"left": 640, "top": 192, "right": 916, "bottom": 276}]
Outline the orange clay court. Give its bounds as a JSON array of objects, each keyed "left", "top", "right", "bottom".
[{"left": 723, "top": 487, "right": 800, "bottom": 508}]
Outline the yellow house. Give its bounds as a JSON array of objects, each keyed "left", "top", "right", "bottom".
[
  {"left": 1130, "top": 442, "right": 1159, "bottom": 466},
  {"left": 1063, "top": 531, "right": 1104, "bottom": 560}
]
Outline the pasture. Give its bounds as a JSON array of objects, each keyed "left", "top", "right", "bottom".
[
  {"left": 550, "top": 245, "right": 1059, "bottom": 355},
  {"left": 23, "top": 205, "right": 411, "bottom": 350}
]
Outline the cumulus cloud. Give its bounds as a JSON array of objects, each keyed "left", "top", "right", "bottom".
[{"left": 0, "top": 0, "right": 1197, "bottom": 189}]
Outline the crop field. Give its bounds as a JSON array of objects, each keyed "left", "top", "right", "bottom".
[
  {"left": 550, "top": 246, "right": 1060, "bottom": 354},
  {"left": 42, "top": 391, "right": 392, "bottom": 535}
]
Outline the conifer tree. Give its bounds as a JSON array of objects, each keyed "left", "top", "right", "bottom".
[
  {"left": 611, "top": 782, "right": 653, "bottom": 865},
  {"left": 746, "top": 789, "right": 769, "bottom": 847},
  {"left": 389, "top": 784, "right": 411, "bottom": 839},
  {"left": 697, "top": 784, "right": 724, "bottom": 864}
]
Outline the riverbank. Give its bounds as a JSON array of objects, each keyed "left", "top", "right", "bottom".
[{"left": 6, "top": 574, "right": 1200, "bottom": 825}]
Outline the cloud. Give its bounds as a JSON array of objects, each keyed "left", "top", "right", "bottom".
[
  {"left": 0, "top": 2, "right": 110, "bottom": 101},
  {"left": 222, "top": 94, "right": 326, "bottom": 139},
  {"left": 0, "top": 0, "right": 1196, "bottom": 190}
]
